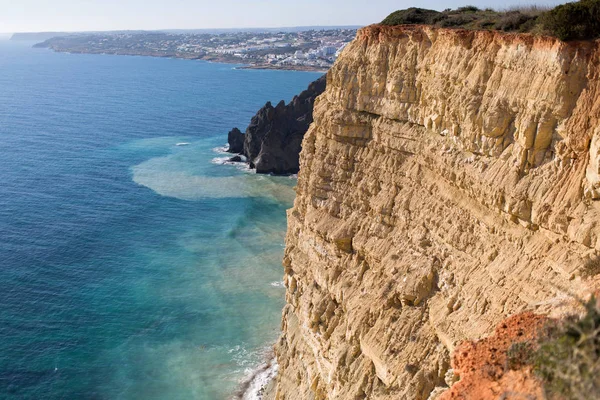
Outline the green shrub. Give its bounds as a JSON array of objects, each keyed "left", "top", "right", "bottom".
[
  {"left": 457, "top": 5, "right": 480, "bottom": 13},
  {"left": 494, "top": 11, "right": 538, "bottom": 32},
  {"left": 506, "top": 341, "right": 536, "bottom": 370},
  {"left": 476, "top": 19, "right": 496, "bottom": 29},
  {"left": 438, "top": 15, "right": 474, "bottom": 27},
  {"left": 381, "top": 8, "right": 441, "bottom": 25},
  {"left": 534, "top": 297, "right": 600, "bottom": 399},
  {"left": 540, "top": 0, "right": 600, "bottom": 40}
]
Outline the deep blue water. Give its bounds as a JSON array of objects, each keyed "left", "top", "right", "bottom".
[{"left": 0, "top": 40, "right": 320, "bottom": 399}]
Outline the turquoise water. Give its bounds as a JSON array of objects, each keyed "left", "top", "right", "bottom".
[{"left": 0, "top": 40, "right": 320, "bottom": 399}]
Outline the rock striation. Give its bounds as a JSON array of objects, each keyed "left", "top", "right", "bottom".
[
  {"left": 272, "top": 25, "right": 600, "bottom": 399},
  {"left": 227, "top": 75, "right": 326, "bottom": 174}
]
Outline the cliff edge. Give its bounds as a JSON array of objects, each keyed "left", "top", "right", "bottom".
[{"left": 273, "top": 24, "right": 600, "bottom": 399}]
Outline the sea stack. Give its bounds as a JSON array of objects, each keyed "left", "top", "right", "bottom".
[
  {"left": 227, "top": 128, "right": 245, "bottom": 154},
  {"left": 227, "top": 75, "right": 327, "bottom": 174}
]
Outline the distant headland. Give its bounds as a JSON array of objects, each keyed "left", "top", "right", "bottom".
[{"left": 28, "top": 28, "right": 357, "bottom": 72}]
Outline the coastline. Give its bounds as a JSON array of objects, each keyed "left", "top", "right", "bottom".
[
  {"left": 211, "top": 148, "right": 288, "bottom": 400},
  {"left": 37, "top": 47, "right": 330, "bottom": 73},
  {"left": 236, "top": 64, "right": 328, "bottom": 73},
  {"left": 234, "top": 354, "right": 278, "bottom": 400}
]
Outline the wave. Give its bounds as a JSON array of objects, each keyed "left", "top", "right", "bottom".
[
  {"left": 212, "top": 156, "right": 234, "bottom": 165},
  {"left": 233, "top": 354, "right": 278, "bottom": 400},
  {"left": 213, "top": 145, "right": 230, "bottom": 154},
  {"left": 211, "top": 156, "right": 251, "bottom": 172}
]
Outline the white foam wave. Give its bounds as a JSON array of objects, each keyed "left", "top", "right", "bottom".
[
  {"left": 212, "top": 156, "right": 234, "bottom": 165},
  {"left": 211, "top": 157, "right": 252, "bottom": 173},
  {"left": 213, "top": 145, "right": 230, "bottom": 154},
  {"left": 240, "top": 359, "right": 278, "bottom": 400},
  {"left": 270, "top": 281, "right": 285, "bottom": 288},
  {"left": 221, "top": 345, "right": 279, "bottom": 400},
  {"left": 121, "top": 136, "right": 194, "bottom": 150}
]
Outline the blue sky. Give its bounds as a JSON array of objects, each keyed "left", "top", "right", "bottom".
[{"left": 0, "top": 0, "right": 569, "bottom": 33}]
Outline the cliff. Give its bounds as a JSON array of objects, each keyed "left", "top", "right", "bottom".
[
  {"left": 272, "top": 25, "right": 600, "bottom": 399},
  {"left": 227, "top": 75, "right": 326, "bottom": 174}
]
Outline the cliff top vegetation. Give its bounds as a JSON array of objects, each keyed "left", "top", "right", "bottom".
[{"left": 381, "top": 0, "right": 600, "bottom": 41}]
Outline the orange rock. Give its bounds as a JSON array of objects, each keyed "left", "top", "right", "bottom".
[{"left": 440, "top": 313, "right": 547, "bottom": 400}]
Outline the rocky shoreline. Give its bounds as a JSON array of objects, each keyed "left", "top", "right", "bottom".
[{"left": 233, "top": 355, "right": 278, "bottom": 400}]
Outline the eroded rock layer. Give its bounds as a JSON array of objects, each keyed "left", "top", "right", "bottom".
[{"left": 273, "top": 25, "right": 600, "bottom": 399}]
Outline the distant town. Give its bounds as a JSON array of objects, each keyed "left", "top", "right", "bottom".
[{"left": 32, "top": 29, "right": 358, "bottom": 72}]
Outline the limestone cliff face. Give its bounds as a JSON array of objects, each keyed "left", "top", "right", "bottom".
[{"left": 273, "top": 25, "right": 600, "bottom": 399}]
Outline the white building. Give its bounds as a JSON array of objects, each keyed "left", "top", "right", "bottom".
[
  {"left": 294, "top": 50, "right": 306, "bottom": 59},
  {"left": 319, "top": 46, "right": 337, "bottom": 56}
]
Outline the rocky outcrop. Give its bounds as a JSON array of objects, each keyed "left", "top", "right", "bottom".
[
  {"left": 227, "top": 127, "right": 245, "bottom": 154},
  {"left": 227, "top": 75, "right": 326, "bottom": 174},
  {"left": 439, "top": 313, "right": 547, "bottom": 400},
  {"left": 272, "top": 25, "right": 600, "bottom": 399}
]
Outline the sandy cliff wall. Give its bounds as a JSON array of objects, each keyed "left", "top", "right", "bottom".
[{"left": 272, "top": 25, "right": 600, "bottom": 399}]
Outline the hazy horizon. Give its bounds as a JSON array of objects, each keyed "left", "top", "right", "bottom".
[{"left": 1, "top": 0, "right": 569, "bottom": 34}]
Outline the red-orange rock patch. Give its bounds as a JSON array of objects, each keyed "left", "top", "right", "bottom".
[{"left": 440, "top": 312, "right": 548, "bottom": 400}]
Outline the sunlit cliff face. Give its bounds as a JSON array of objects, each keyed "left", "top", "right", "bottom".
[{"left": 271, "top": 25, "right": 600, "bottom": 400}]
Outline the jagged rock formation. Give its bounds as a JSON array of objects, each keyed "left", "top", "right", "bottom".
[
  {"left": 227, "top": 127, "right": 245, "bottom": 154},
  {"left": 227, "top": 75, "right": 326, "bottom": 174},
  {"left": 272, "top": 25, "right": 600, "bottom": 399}
]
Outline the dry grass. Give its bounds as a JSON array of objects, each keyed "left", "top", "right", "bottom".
[{"left": 502, "top": 5, "right": 550, "bottom": 15}]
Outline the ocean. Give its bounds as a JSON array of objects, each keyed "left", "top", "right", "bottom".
[{"left": 0, "top": 39, "right": 321, "bottom": 399}]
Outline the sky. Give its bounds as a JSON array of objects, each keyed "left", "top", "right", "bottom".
[{"left": 0, "top": 0, "right": 570, "bottom": 33}]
